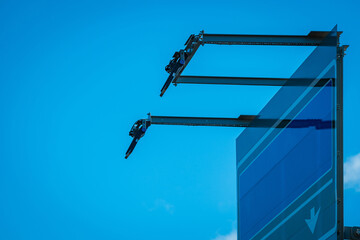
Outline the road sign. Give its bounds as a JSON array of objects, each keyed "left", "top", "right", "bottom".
[{"left": 236, "top": 26, "right": 341, "bottom": 240}]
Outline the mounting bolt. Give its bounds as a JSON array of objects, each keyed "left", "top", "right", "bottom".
[
  {"left": 354, "top": 228, "right": 360, "bottom": 237},
  {"left": 344, "top": 226, "right": 360, "bottom": 240}
]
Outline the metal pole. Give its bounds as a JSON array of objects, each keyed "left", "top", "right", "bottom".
[{"left": 336, "top": 44, "right": 345, "bottom": 240}]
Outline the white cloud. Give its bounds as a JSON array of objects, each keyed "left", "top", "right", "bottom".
[
  {"left": 148, "top": 199, "right": 174, "bottom": 214},
  {"left": 212, "top": 230, "right": 237, "bottom": 240},
  {"left": 344, "top": 153, "right": 360, "bottom": 191}
]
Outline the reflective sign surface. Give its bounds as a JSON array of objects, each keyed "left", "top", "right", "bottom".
[{"left": 236, "top": 27, "right": 338, "bottom": 240}]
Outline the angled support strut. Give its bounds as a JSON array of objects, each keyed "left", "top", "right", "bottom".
[{"left": 160, "top": 30, "right": 340, "bottom": 96}]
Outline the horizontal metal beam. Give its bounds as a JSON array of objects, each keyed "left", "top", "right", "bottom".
[
  {"left": 202, "top": 31, "right": 340, "bottom": 46},
  {"left": 160, "top": 30, "right": 340, "bottom": 96},
  {"left": 149, "top": 115, "right": 333, "bottom": 129},
  {"left": 151, "top": 115, "right": 255, "bottom": 127},
  {"left": 177, "top": 76, "right": 332, "bottom": 86},
  {"left": 125, "top": 113, "right": 334, "bottom": 159}
]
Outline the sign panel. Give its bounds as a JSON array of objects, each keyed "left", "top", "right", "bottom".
[{"left": 236, "top": 27, "right": 339, "bottom": 240}]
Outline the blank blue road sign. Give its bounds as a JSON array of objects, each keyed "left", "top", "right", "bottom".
[{"left": 236, "top": 27, "right": 339, "bottom": 240}]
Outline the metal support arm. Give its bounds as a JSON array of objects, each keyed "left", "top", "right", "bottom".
[
  {"left": 201, "top": 31, "right": 340, "bottom": 46},
  {"left": 177, "top": 75, "right": 331, "bottom": 86},
  {"left": 125, "top": 114, "right": 333, "bottom": 159},
  {"left": 160, "top": 30, "right": 341, "bottom": 97},
  {"left": 150, "top": 115, "right": 255, "bottom": 127}
]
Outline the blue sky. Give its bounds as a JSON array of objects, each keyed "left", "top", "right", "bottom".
[{"left": 0, "top": 0, "right": 359, "bottom": 239}]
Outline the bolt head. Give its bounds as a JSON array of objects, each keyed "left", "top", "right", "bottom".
[{"left": 354, "top": 228, "right": 360, "bottom": 236}]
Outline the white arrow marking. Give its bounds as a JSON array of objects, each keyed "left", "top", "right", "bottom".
[{"left": 305, "top": 207, "right": 320, "bottom": 234}]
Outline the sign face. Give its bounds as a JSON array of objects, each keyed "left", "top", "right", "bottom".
[{"left": 236, "top": 27, "right": 339, "bottom": 240}]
